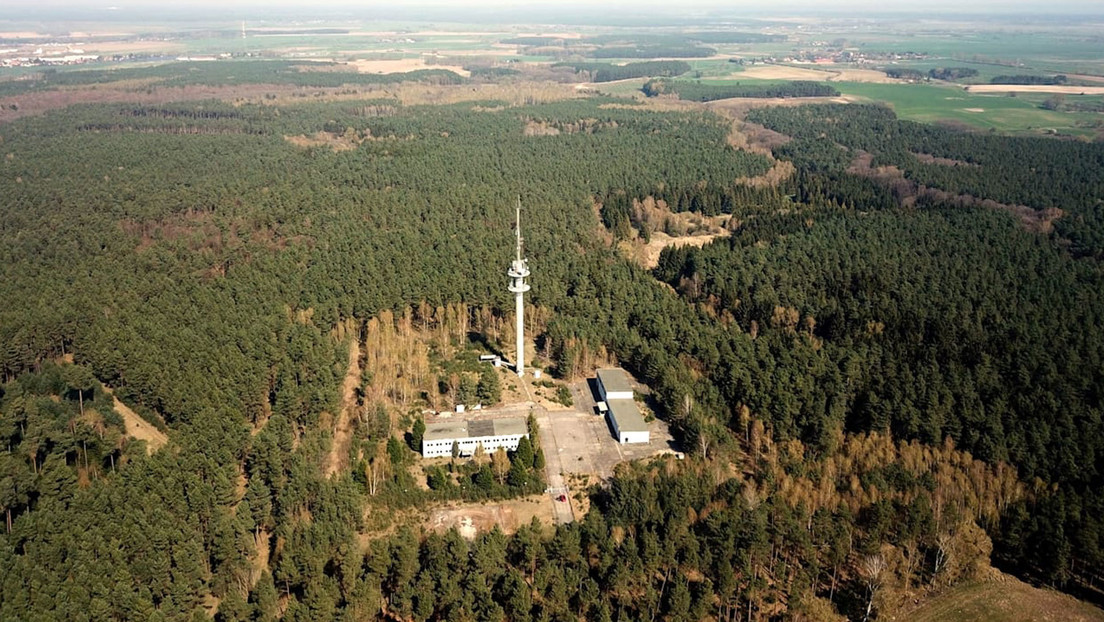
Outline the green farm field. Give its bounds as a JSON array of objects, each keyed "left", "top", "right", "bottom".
[{"left": 835, "top": 81, "right": 1102, "bottom": 135}]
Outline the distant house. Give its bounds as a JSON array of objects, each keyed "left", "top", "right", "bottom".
[
  {"left": 596, "top": 368, "right": 649, "bottom": 444},
  {"left": 422, "top": 417, "right": 528, "bottom": 458}
]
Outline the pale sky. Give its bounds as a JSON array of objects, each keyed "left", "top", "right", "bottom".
[{"left": 2, "top": 0, "right": 1103, "bottom": 20}]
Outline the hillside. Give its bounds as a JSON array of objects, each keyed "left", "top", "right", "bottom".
[{"left": 901, "top": 572, "right": 1104, "bottom": 622}]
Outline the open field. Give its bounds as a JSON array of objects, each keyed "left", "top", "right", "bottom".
[
  {"left": 348, "top": 58, "right": 470, "bottom": 76},
  {"left": 897, "top": 571, "right": 1104, "bottom": 622},
  {"left": 732, "top": 64, "right": 900, "bottom": 83},
  {"left": 966, "top": 84, "right": 1104, "bottom": 95},
  {"left": 834, "top": 81, "right": 1103, "bottom": 135}
]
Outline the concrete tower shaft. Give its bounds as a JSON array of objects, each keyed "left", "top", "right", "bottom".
[{"left": 507, "top": 198, "right": 530, "bottom": 376}]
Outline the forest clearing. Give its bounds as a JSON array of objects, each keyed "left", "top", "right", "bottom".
[{"left": 103, "top": 387, "right": 168, "bottom": 453}]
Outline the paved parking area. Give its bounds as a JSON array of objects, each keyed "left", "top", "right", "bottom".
[{"left": 539, "top": 377, "right": 677, "bottom": 483}]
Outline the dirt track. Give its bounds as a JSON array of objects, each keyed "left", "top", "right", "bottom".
[{"left": 325, "top": 337, "right": 361, "bottom": 478}]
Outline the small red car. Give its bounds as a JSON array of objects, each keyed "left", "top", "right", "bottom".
[{"left": 557, "top": 494, "right": 567, "bottom": 502}]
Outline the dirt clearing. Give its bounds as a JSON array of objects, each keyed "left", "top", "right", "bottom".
[
  {"left": 829, "top": 68, "right": 900, "bottom": 83},
  {"left": 325, "top": 335, "right": 362, "bottom": 478},
  {"left": 425, "top": 496, "right": 555, "bottom": 537},
  {"left": 736, "top": 65, "right": 834, "bottom": 80},
  {"left": 639, "top": 230, "right": 730, "bottom": 269},
  {"left": 348, "top": 58, "right": 470, "bottom": 76},
  {"left": 104, "top": 387, "right": 168, "bottom": 453},
  {"left": 965, "top": 85, "right": 1104, "bottom": 95}
]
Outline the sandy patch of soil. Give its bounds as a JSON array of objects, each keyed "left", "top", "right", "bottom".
[
  {"left": 738, "top": 65, "right": 836, "bottom": 80},
  {"left": 426, "top": 495, "right": 555, "bottom": 537},
  {"left": 963, "top": 107, "right": 986, "bottom": 112},
  {"left": 285, "top": 131, "right": 359, "bottom": 152},
  {"left": 966, "top": 85, "right": 1104, "bottom": 94},
  {"left": 348, "top": 58, "right": 470, "bottom": 76},
  {"left": 639, "top": 231, "right": 730, "bottom": 269},
  {"left": 913, "top": 152, "right": 978, "bottom": 167},
  {"left": 829, "top": 68, "right": 900, "bottom": 83},
  {"left": 103, "top": 386, "right": 168, "bottom": 453}
]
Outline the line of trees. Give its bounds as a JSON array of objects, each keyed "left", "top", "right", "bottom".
[
  {"left": 553, "top": 60, "right": 692, "bottom": 82},
  {"left": 643, "top": 79, "right": 840, "bottom": 101}
]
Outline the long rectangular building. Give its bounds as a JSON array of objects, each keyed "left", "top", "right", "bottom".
[
  {"left": 422, "top": 417, "right": 529, "bottom": 458},
  {"left": 607, "top": 397, "right": 650, "bottom": 444},
  {"left": 596, "top": 368, "right": 650, "bottom": 444}
]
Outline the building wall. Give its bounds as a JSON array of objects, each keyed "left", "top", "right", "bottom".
[
  {"left": 597, "top": 381, "right": 633, "bottom": 402},
  {"left": 422, "top": 433, "right": 527, "bottom": 458},
  {"left": 607, "top": 412, "right": 650, "bottom": 444},
  {"left": 619, "top": 430, "right": 650, "bottom": 444}
]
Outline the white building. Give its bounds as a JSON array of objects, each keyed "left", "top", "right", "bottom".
[
  {"left": 596, "top": 368, "right": 650, "bottom": 444},
  {"left": 596, "top": 368, "right": 634, "bottom": 401},
  {"left": 422, "top": 417, "right": 529, "bottom": 458}
]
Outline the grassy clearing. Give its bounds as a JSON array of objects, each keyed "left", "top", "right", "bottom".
[
  {"left": 834, "top": 81, "right": 1101, "bottom": 135},
  {"left": 902, "top": 573, "right": 1104, "bottom": 622}
]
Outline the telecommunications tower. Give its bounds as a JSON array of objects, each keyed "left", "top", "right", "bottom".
[{"left": 507, "top": 197, "right": 530, "bottom": 377}]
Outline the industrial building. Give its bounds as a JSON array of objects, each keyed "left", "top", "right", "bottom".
[
  {"left": 596, "top": 368, "right": 650, "bottom": 444},
  {"left": 597, "top": 368, "right": 634, "bottom": 401},
  {"left": 422, "top": 417, "right": 529, "bottom": 458}
]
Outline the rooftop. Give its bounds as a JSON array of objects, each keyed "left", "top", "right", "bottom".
[
  {"left": 597, "top": 368, "right": 634, "bottom": 395},
  {"left": 424, "top": 417, "right": 528, "bottom": 442},
  {"left": 607, "top": 399, "right": 648, "bottom": 433}
]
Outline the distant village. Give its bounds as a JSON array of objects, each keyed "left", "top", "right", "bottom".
[{"left": 734, "top": 49, "right": 930, "bottom": 66}]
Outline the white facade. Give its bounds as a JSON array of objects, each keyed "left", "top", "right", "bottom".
[
  {"left": 617, "top": 430, "right": 650, "bottom": 444},
  {"left": 422, "top": 433, "right": 526, "bottom": 458},
  {"left": 422, "top": 417, "right": 529, "bottom": 458},
  {"left": 597, "top": 368, "right": 634, "bottom": 401},
  {"left": 602, "top": 377, "right": 650, "bottom": 445}
]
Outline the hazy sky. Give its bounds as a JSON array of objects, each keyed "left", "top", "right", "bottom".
[{"left": 2, "top": 0, "right": 1102, "bottom": 20}]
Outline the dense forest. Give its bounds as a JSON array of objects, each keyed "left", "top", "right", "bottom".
[
  {"left": 641, "top": 79, "right": 840, "bottom": 101},
  {"left": 553, "top": 61, "right": 692, "bottom": 83},
  {"left": 0, "top": 61, "right": 465, "bottom": 98},
  {"left": 745, "top": 103, "right": 1104, "bottom": 257},
  {"left": 1, "top": 61, "right": 1103, "bottom": 620}
]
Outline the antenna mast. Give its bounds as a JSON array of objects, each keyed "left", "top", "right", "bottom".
[
  {"left": 507, "top": 196, "right": 531, "bottom": 377},
  {"left": 515, "top": 195, "right": 523, "bottom": 262}
]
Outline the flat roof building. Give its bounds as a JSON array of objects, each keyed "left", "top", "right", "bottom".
[
  {"left": 422, "top": 417, "right": 529, "bottom": 458},
  {"left": 596, "top": 368, "right": 634, "bottom": 401},
  {"left": 607, "top": 398, "right": 650, "bottom": 444},
  {"left": 596, "top": 368, "right": 650, "bottom": 444}
]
